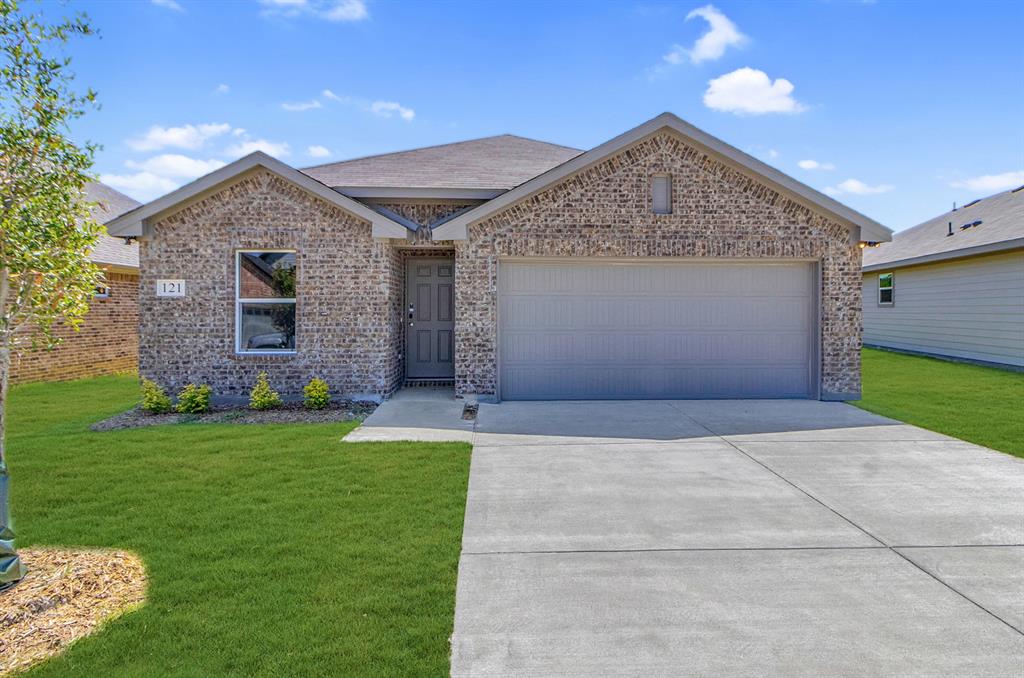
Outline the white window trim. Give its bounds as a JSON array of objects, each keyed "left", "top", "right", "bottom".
[
  {"left": 877, "top": 272, "right": 894, "bottom": 306},
  {"left": 235, "top": 249, "right": 297, "bottom": 355}
]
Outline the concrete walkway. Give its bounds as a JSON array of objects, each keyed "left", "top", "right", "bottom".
[{"left": 346, "top": 396, "right": 1024, "bottom": 676}]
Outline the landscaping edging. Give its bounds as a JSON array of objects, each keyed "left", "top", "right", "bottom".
[{"left": 91, "top": 401, "right": 377, "bottom": 431}]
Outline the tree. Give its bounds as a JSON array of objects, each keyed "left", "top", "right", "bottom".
[{"left": 0, "top": 0, "right": 100, "bottom": 590}]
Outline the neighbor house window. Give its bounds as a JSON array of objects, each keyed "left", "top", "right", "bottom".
[
  {"left": 652, "top": 174, "right": 672, "bottom": 214},
  {"left": 236, "top": 250, "right": 296, "bottom": 353},
  {"left": 878, "top": 272, "right": 894, "bottom": 306},
  {"left": 94, "top": 279, "right": 110, "bottom": 298}
]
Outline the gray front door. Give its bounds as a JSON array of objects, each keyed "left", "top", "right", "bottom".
[{"left": 406, "top": 258, "right": 455, "bottom": 379}]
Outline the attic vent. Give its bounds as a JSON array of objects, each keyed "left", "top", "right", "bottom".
[
  {"left": 962, "top": 199, "right": 982, "bottom": 209},
  {"left": 960, "top": 220, "right": 983, "bottom": 231},
  {"left": 1013, "top": 184, "right": 1024, "bottom": 193},
  {"left": 652, "top": 174, "right": 672, "bottom": 215}
]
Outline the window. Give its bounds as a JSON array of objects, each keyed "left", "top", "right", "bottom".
[
  {"left": 94, "top": 280, "right": 110, "bottom": 298},
  {"left": 236, "top": 250, "right": 296, "bottom": 353},
  {"left": 652, "top": 174, "right": 672, "bottom": 214},
  {"left": 878, "top": 272, "right": 894, "bottom": 306}
]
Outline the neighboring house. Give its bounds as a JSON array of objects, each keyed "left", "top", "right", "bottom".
[
  {"left": 10, "top": 182, "right": 141, "bottom": 384},
  {"left": 862, "top": 187, "right": 1024, "bottom": 369},
  {"left": 107, "top": 113, "right": 892, "bottom": 402}
]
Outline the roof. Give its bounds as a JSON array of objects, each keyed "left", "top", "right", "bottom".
[
  {"left": 105, "top": 152, "right": 408, "bottom": 239},
  {"left": 433, "top": 113, "right": 893, "bottom": 243},
  {"left": 863, "top": 186, "right": 1024, "bottom": 272},
  {"left": 86, "top": 182, "right": 140, "bottom": 269},
  {"left": 300, "top": 134, "right": 582, "bottom": 193}
]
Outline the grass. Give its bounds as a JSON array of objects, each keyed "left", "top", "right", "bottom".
[
  {"left": 855, "top": 348, "right": 1024, "bottom": 458},
  {"left": 6, "top": 375, "right": 472, "bottom": 677}
]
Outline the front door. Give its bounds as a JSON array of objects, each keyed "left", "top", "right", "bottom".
[{"left": 405, "top": 258, "right": 455, "bottom": 379}]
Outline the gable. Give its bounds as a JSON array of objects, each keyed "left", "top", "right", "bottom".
[
  {"left": 105, "top": 152, "right": 407, "bottom": 239},
  {"left": 472, "top": 130, "right": 853, "bottom": 249},
  {"left": 433, "top": 113, "right": 892, "bottom": 243}
]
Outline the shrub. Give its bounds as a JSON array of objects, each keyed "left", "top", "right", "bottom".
[
  {"left": 176, "top": 383, "right": 212, "bottom": 414},
  {"left": 249, "top": 372, "right": 282, "bottom": 410},
  {"left": 303, "top": 378, "right": 331, "bottom": 410},
  {"left": 140, "top": 378, "right": 172, "bottom": 414}
]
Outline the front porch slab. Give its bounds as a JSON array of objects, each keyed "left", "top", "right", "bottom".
[{"left": 342, "top": 386, "right": 475, "bottom": 443}]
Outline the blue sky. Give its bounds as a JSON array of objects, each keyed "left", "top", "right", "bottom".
[{"left": 54, "top": 0, "right": 1024, "bottom": 231}]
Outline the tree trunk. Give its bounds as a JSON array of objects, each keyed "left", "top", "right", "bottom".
[{"left": 0, "top": 268, "right": 26, "bottom": 590}]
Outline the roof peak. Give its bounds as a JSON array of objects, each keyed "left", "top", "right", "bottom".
[{"left": 301, "top": 133, "right": 581, "bottom": 172}]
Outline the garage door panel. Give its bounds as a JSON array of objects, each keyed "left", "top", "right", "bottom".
[{"left": 499, "top": 261, "right": 814, "bottom": 400}]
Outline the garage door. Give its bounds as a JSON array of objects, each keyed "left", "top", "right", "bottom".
[{"left": 498, "top": 260, "right": 815, "bottom": 400}]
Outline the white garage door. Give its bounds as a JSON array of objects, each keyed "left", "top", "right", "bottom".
[{"left": 498, "top": 260, "right": 815, "bottom": 400}]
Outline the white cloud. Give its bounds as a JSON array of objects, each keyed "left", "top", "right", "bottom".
[
  {"left": 152, "top": 0, "right": 183, "bottom": 10},
  {"left": 127, "top": 123, "right": 233, "bottom": 151},
  {"left": 949, "top": 170, "right": 1024, "bottom": 193},
  {"left": 260, "top": 0, "right": 368, "bottom": 22},
  {"left": 320, "top": 90, "right": 417, "bottom": 122},
  {"left": 323, "top": 0, "right": 367, "bottom": 21},
  {"left": 225, "top": 138, "right": 291, "bottom": 158},
  {"left": 703, "top": 67, "right": 806, "bottom": 115},
  {"left": 99, "top": 172, "right": 179, "bottom": 202},
  {"left": 824, "top": 178, "right": 893, "bottom": 196},
  {"left": 663, "top": 4, "right": 746, "bottom": 66},
  {"left": 306, "top": 145, "right": 331, "bottom": 158},
  {"left": 766, "top": 149, "right": 779, "bottom": 160},
  {"left": 281, "top": 99, "right": 322, "bottom": 112},
  {"left": 369, "top": 101, "right": 415, "bottom": 121},
  {"left": 214, "top": 83, "right": 230, "bottom": 94},
  {"left": 798, "top": 159, "right": 835, "bottom": 171},
  {"left": 125, "top": 154, "right": 226, "bottom": 179}
]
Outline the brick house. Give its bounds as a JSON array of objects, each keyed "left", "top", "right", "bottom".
[
  {"left": 107, "top": 113, "right": 891, "bottom": 402},
  {"left": 11, "top": 182, "right": 140, "bottom": 384}
]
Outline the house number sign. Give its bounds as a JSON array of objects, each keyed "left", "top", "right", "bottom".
[{"left": 156, "top": 279, "right": 186, "bottom": 297}]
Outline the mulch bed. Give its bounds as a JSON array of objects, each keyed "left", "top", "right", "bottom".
[
  {"left": 90, "top": 400, "right": 377, "bottom": 432},
  {"left": 0, "top": 548, "right": 147, "bottom": 676}
]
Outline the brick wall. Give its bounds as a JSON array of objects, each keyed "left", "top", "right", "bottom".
[
  {"left": 10, "top": 271, "right": 139, "bottom": 384},
  {"left": 454, "top": 131, "right": 864, "bottom": 400},
  {"left": 139, "top": 169, "right": 403, "bottom": 400}
]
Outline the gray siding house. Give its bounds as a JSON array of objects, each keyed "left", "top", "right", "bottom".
[
  {"left": 107, "top": 113, "right": 892, "bottom": 402},
  {"left": 862, "top": 187, "right": 1024, "bottom": 368}
]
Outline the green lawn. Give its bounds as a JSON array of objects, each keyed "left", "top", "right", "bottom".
[
  {"left": 855, "top": 348, "right": 1024, "bottom": 458},
  {"left": 6, "top": 375, "right": 471, "bottom": 677}
]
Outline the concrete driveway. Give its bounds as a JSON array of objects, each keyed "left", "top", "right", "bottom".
[{"left": 451, "top": 400, "right": 1024, "bottom": 677}]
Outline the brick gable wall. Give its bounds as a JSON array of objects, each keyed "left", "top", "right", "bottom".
[
  {"left": 10, "top": 271, "right": 139, "bottom": 384},
  {"left": 453, "top": 131, "right": 863, "bottom": 400},
  {"left": 139, "top": 169, "right": 403, "bottom": 399}
]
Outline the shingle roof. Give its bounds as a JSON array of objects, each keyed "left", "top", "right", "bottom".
[
  {"left": 86, "top": 182, "right": 140, "bottom": 269},
  {"left": 300, "top": 134, "right": 583, "bottom": 190},
  {"left": 863, "top": 186, "right": 1024, "bottom": 271}
]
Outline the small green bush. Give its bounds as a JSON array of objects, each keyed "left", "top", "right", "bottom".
[
  {"left": 176, "top": 383, "right": 212, "bottom": 414},
  {"left": 141, "top": 378, "right": 172, "bottom": 414},
  {"left": 250, "top": 372, "right": 282, "bottom": 410},
  {"left": 303, "top": 378, "right": 331, "bottom": 410}
]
